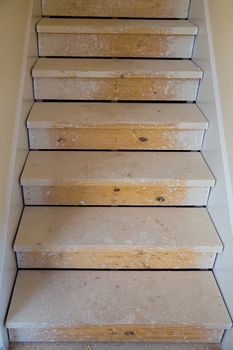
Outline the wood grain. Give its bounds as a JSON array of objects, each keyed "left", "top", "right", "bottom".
[{"left": 8, "top": 325, "right": 224, "bottom": 343}]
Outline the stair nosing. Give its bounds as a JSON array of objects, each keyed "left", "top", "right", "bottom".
[
  {"left": 37, "top": 18, "right": 198, "bottom": 35},
  {"left": 32, "top": 58, "right": 203, "bottom": 80}
]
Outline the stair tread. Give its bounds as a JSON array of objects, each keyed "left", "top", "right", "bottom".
[
  {"left": 37, "top": 18, "right": 198, "bottom": 35},
  {"left": 27, "top": 102, "right": 208, "bottom": 130},
  {"left": 9, "top": 343, "right": 222, "bottom": 350},
  {"left": 21, "top": 151, "right": 215, "bottom": 187},
  {"left": 32, "top": 58, "right": 203, "bottom": 79},
  {"left": 15, "top": 207, "right": 222, "bottom": 253},
  {"left": 7, "top": 270, "right": 231, "bottom": 328}
]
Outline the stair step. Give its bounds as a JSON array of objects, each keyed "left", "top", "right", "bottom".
[
  {"left": 9, "top": 344, "right": 222, "bottom": 350},
  {"left": 33, "top": 58, "right": 203, "bottom": 101},
  {"left": 15, "top": 207, "right": 222, "bottom": 269},
  {"left": 6, "top": 270, "right": 232, "bottom": 342},
  {"left": 28, "top": 102, "right": 208, "bottom": 151},
  {"left": 42, "top": 0, "right": 190, "bottom": 19},
  {"left": 21, "top": 151, "right": 215, "bottom": 206},
  {"left": 37, "top": 19, "right": 197, "bottom": 58}
]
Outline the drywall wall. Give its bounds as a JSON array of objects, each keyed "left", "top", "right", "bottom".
[
  {"left": 189, "top": 0, "right": 233, "bottom": 348},
  {"left": 0, "top": 1, "right": 41, "bottom": 348},
  {"left": 207, "top": 0, "right": 233, "bottom": 197}
]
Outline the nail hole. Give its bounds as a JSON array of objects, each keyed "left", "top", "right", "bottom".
[
  {"left": 139, "top": 136, "right": 148, "bottom": 143},
  {"left": 125, "top": 331, "right": 135, "bottom": 336},
  {"left": 156, "top": 196, "right": 165, "bottom": 203},
  {"left": 57, "top": 137, "right": 66, "bottom": 144},
  {"left": 114, "top": 188, "right": 121, "bottom": 193}
]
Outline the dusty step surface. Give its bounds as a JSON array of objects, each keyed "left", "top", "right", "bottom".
[
  {"left": 21, "top": 151, "right": 215, "bottom": 206},
  {"left": 33, "top": 59, "right": 203, "bottom": 101},
  {"left": 14, "top": 207, "right": 222, "bottom": 269},
  {"left": 9, "top": 343, "right": 222, "bottom": 350},
  {"left": 7, "top": 270, "right": 232, "bottom": 342},
  {"left": 28, "top": 102, "right": 208, "bottom": 150},
  {"left": 37, "top": 19, "right": 197, "bottom": 58},
  {"left": 42, "top": 0, "right": 190, "bottom": 18}
]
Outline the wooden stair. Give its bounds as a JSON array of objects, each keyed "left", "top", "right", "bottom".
[
  {"left": 6, "top": 271, "right": 232, "bottom": 343},
  {"left": 28, "top": 102, "right": 208, "bottom": 150},
  {"left": 21, "top": 151, "right": 215, "bottom": 206},
  {"left": 37, "top": 19, "right": 197, "bottom": 58},
  {"left": 33, "top": 58, "right": 202, "bottom": 101},
  {"left": 14, "top": 207, "right": 222, "bottom": 269},
  {"left": 7, "top": 0, "right": 232, "bottom": 346},
  {"left": 41, "top": 0, "right": 191, "bottom": 18}
]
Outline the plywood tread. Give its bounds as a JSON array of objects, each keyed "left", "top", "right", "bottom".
[
  {"left": 37, "top": 18, "right": 198, "bottom": 35},
  {"left": 15, "top": 207, "right": 222, "bottom": 253},
  {"left": 32, "top": 58, "right": 203, "bottom": 79},
  {"left": 41, "top": 0, "right": 190, "bottom": 19},
  {"left": 7, "top": 271, "right": 232, "bottom": 329},
  {"left": 27, "top": 103, "right": 208, "bottom": 130},
  {"left": 21, "top": 151, "right": 215, "bottom": 187},
  {"left": 9, "top": 343, "right": 222, "bottom": 350}
]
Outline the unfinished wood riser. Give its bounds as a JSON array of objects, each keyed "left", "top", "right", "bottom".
[
  {"left": 16, "top": 250, "right": 217, "bottom": 270},
  {"left": 38, "top": 34, "right": 194, "bottom": 58},
  {"left": 41, "top": 0, "right": 190, "bottom": 18},
  {"left": 8, "top": 326, "right": 224, "bottom": 343},
  {"left": 34, "top": 78, "right": 199, "bottom": 101},
  {"left": 23, "top": 184, "right": 211, "bottom": 206},
  {"left": 29, "top": 128, "right": 205, "bottom": 151}
]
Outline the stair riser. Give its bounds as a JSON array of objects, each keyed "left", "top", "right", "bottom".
[
  {"left": 34, "top": 78, "right": 199, "bottom": 101},
  {"left": 16, "top": 251, "right": 217, "bottom": 269},
  {"left": 8, "top": 344, "right": 223, "bottom": 350},
  {"left": 23, "top": 184, "right": 211, "bottom": 206},
  {"left": 42, "top": 0, "right": 190, "bottom": 18},
  {"left": 38, "top": 34, "right": 194, "bottom": 58},
  {"left": 8, "top": 326, "right": 223, "bottom": 343},
  {"left": 28, "top": 128, "right": 205, "bottom": 151}
]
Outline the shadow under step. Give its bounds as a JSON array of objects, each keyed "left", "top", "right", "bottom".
[
  {"left": 21, "top": 151, "right": 215, "bottom": 206},
  {"left": 6, "top": 270, "right": 232, "bottom": 343},
  {"left": 15, "top": 207, "right": 222, "bottom": 269}
]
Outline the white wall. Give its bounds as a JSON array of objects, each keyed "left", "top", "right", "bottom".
[
  {"left": 0, "top": 1, "right": 41, "bottom": 348},
  {"left": 189, "top": 0, "right": 233, "bottom": 348}
]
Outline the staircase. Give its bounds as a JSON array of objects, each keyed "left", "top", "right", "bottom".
[{"left": 6, "top": 0, "right": 232, "bottom": 348}]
